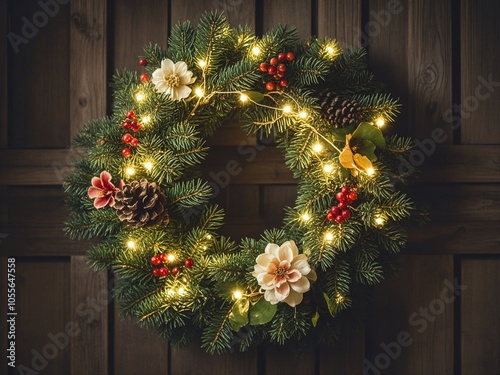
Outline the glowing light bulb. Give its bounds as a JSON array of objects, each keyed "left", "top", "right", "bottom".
[
  {"left": 203, "top": 246, "right": 207, "bottom": 250},
  {"left": 374, "top": 216, "right": 385, "bottom": 226},
  {"left": 325, "top": 232, "right": 334, "bottom": 242},
  {"left": 299, "top": 111, "right": 308, "bottom": 119},
  {"left": 198, "top": 60, "right": 207, "bottom": 68},
  {"left": 206, "top": 234, "right": 212, "bottom": 239},
  {"left": 313, "top": 143, "right": 323, "bottom": 153},
  {"left": 135, "top": 92, "right": 145, "bottom": 102},
  {"left": 283, "top": 105, "right": 292, "bottom": 113},
  {"left": 167, "top": 254, "right": 175, "bottom": 262},
  {"left": 178, "top": 287, "right": 186, "bottom": 296},
  {"left": 240, "top": 93, "right": 249, "bottom": 102},
  {"left": 167, "top": 289, "right": 175, "bottom": 296},
  {"left": 251, "top": 46, "right": 261, "bottom": 56},
  {"left": 366, "top": 167, "right": 375, "bottom": 176},
  {"left": 335, "top": 294, "right": 345, "bottom": 303},
  {"left": 375, "top": 117, "right": 385, "bottom": 127},
  {"left": 195, "top": 87, "right": 204, "bottom": 97},
  {"left": 326, "top": 46, "right": 335, "bottom": 55},
  {"left": 323, "top": 164, "right": 333, "bottom": 173},
  {"left": 126, "top": 167, "right": 135, "bottom": 176},
  {"left": 233, "top": 290, "right": 243, "bottom": 299},
  {"left": 127, "top": 240, "right": 135, "bottom": 249},
  {"left": 141, "top": 115, "right": 151, "bottom": 124},
  {"left": 301, "top": 213, "right": 311, "bottom": 221},
  {"left": 144, "top": 161, "right": 153, "bottom": 171}
]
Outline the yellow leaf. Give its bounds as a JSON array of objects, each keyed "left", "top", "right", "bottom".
[{"left": 353, "top": 153, "right": 373, "bottom": 172}]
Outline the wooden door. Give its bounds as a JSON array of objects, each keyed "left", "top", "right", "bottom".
[{"left": 0, "top": 1, "right": 498, "bottom": 374}]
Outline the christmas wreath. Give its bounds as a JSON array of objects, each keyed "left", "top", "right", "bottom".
[{"left": 65, "top": 11, "right": 422, "bottom": 353}]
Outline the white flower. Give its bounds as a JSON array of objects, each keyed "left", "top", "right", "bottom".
[
  {"left": 151, "top": 59, "right": 196, "bottom": 101},
  {"left": 252, "top": 240, "right": 317, "bottom": 307}
]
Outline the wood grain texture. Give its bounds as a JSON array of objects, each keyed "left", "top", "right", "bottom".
[
  {"left": 70, "top": 256, "right": 108, "bottom": 375},
  {"left": 69, "top": 0, "right": 107, "bottom": 138},
  {"left": 461, "top": 258, "right": 500, "bottom": 374},
  {"left": 407, "top": 0, "right": 453, "bottom": 141},
  {"left": 265, "top": 344, "right": 315, "bottom": 375},
  {"left": 8, "top": 0, "right": 70, "bottom": 148},
  {"left": 260, "top": 184, "right": 297, "bottom": 221},
  {"left": 262, "top": 0, "right": 312, "bottom": 37},
  {"left": 113, "top": 0, "right": 169, "bottom": 72},
  {"left": 319, "top": 328, "right": 365, "bottom": 375},
  {"left": 460, "top": 0, "right": 500, "bottom": 144},
  {"left": 366, "top": 255, "right": 454, "bottom": 374},
  {"left": 317, "top": 0, "right": 362, "bottom": 48},
  {"left": 113, "top": 304, "right": 169, "bottom": 375}
]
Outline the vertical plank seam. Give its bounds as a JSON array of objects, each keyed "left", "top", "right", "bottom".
[
  {"left": 452, "top": 0, "right": 461, "bottom": 145},
  {"left": 453, "top": 254, "right": 462, "bottom": 374}
]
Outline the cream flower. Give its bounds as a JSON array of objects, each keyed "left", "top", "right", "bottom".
[
  {"left": 152, "top": 59, "right": 196, "bottom": 101},
  {"left": 252, "top": 240, "right": 317, "bottom": 307}
]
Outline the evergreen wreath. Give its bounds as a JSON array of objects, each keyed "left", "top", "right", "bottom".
[{"left": 64, "top": 11, "right": 423, "bottom": 353}]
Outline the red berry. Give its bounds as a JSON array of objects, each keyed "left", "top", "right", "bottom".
[
  {"left": 139, "top": 58, "right": 147, "bottom": 66},
  {"left": 140, "top": 73, "right": 149, "bottom": 83},
  {"left": 326, "top": 212, "right": 334, "bottom": 221},
  {"left": 336, "top": 192, "right": 346, "bottom": 202},
  {"left": 348, "top": 191, "right": 358, "bottom": 201},
  {"left": 278, "top": 64, "right": 286, "bottom": 72},
  {"left": 159, "top": 253, "right": 168, "bottom": 263},
  {"left": 126, "top": 110, "right": 136, "bottom": 119},
  {"left": 279, "top": 78, "right": 288, "bottom": 87},
  {"left": 150, "top": 255, "right": 161, "bottom": 266},
  {"left": 123, "top": 120, "right": 132, "bottom": 129},
  {"left": 259, "top": 62, "right": 269, "bottom": 72},
  {"left": 158, "top": 267, "right": 168, "bottom": 277},
  {"left": 277, "top": 71, "right": 285, "bottom": 78},
  {"left": 270, "top": 57, "right": 279, "bottom": 66},
  {"left": 121, "top": 148, "right": 131, "bottom": 157},
  {"left": 330, "top": 206, "right": 341, "bottom": 216},
  {"left": 342, "top": 210, "right": 351, "bottom": 219},
  {"left": 130, "top": 137, "right": 139, "bottom": 147},
  {"left": 132, "top": 124, "right": 142, "bottom": 133},
  {"left": 171, "top": 266, "right": 179, "bottom": 276},
  {"left": 341, "top": 186, "right": 350, "bottom": 195},
  {"left": 268, "top": 66, "right": 277, "bottom": 75},
  {"left": 278, "top": 52, "right": 286, "bottom": 61},
  {"left": 265, "top": 81, "right": 275, "bottom": 91},
  {"left": 184, "top": 258, "right": 194, "bottom": 268},
  {"left": 335, "top": 215, "right": 344, "bottom": 224},
  {"left": 286, "top": 52, "right": 295, "bottom": 61},
  {"left": 122, "top": 133, "right": 133, "bottom": 143},
  {"left": 338, "top": 202, "right": 347, "bottom": 211},
  {"left": 152, "top": 268, "right": 160, "bottom": 277}
]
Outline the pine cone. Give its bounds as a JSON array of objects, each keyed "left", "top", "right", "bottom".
[
  {"left": 319, "top": 92, "right": 362, "bottom": 129},
  {"left": 115, "top": 179, "right": 167, "bottom": 227}
]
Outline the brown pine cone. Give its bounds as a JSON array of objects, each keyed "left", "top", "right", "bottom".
[
  {"left": 319, "top": 92, "right": 362, "bottom": 129},
  {"left": 115, "top": 179, "right": 167, "bottom": 227}
]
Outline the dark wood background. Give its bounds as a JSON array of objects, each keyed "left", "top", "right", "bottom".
[{"left": 1, "top": 0, "right": 499, "bottom": 374}]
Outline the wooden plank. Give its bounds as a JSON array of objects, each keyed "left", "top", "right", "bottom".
[
  {"left": 13, "top": 259, "right": 71, "bottom": 374},
  {"left": 262, "top": 0, "right": 312, "bottom": 38},
  {"left": 225, "top": 185, "right": 260, "bottom": 218},
  {"left": 365, "top": 255, "right": 454, "bottom": 374},
  {"left": 113, "top": 0, "right": 169, "bottom": 72},
  {"left": 461, "top": 0, "right": 500, "bottom": 144},
  {"left": 317, "top": 0, "right": 362, "bottom": 48},
  {"left": 113, "top": 304, "right": 168, "bottom": 375},
  {"left": 260, "top": 184, "right": 297, "bottom": 221},
  {"left": 8, "top": 0, "right": 70, "bottom": 149},
  {"left": 461, "top": 258, "right": 500, "bottom": 374},
  {"left": 0, "top": 1, "right": 7, "bottom": 148},
  {"left": 266, "top": 344, "right": 315, "bottom": 374},
  {"left": 70, "top": 256, "right": 108, "bottom": 374},
  {"left": 407, "top": 0, "right": 453, "bottom": 141},
  {"left": 319, "top": 328, "right": 365, "bottom": 375},
  {"left": 171, "top": 338, "right": 258, "bottom": 374},
  {"left": 70, "top": 0, "right": 107, "bottom": 138}
]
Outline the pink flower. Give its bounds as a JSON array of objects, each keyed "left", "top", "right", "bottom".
[
  {"left": 87, "top": 171, "right": 123, "bottom": 209},
  {"left": 252, "top": 240, "right": 317, "bottom": 307}
]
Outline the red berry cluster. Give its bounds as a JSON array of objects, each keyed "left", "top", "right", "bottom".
[
  {"left": 150, "top": 253, "right": 194, "bottom": 278},
  {"left": 139, "top": 58, "right": 149, "bottom": 82},
  {"left": 259, "top": 52, "right": 295, "bottom": 91},
  {"left": 326, "top": 186, "right": 358, "bottom": 224},
  {"left": 121, "top": 110, "right": 141, "bottom": 157}
]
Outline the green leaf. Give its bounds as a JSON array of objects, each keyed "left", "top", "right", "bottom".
[
  {"left": 356, "top": 139, "right": 377, "bottom": 161},
  {"left": 249, "top": 297, "right": 277, "bottom": 325},
  {"left": 242, "top": 90, "right": 265, "bottom": 103},
  {"left": 330, "top": 124, "right": 357, "bottom": 141},
  {"left": 229, "top": 299, "right": 249, "bottom": 331},
  {"left": 311, "top": 310, "right": 320, "bottom": 327},
  {"left": 352, "top": 122, "right": 386, "bottom": 149},
  {"left": 323, "top": 292, "right": 336, "bottom": 317}
]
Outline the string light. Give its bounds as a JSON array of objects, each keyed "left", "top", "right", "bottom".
[
  {"left": 323, "top": 164, "right": 333, "bottom": 173},
  {"left": 167, "top": 254, "right": 175, "bottom": 262},
  {"left": 324, "top": 232, "right": 334, "bottom": 242},
  {"left": 167, "top": 289, "right": 175, "bottom": 296},
  {"left": 375, "top": 117, "right": 385, "bottom": 127},
  {"left": 299, "top": 111, "right": 308, "bottom": 119},
  {"left": 144, "top": 161, "right": 153, "bottom": 171},
  {"left": 301, "top": 213, "right": 311, "bottom": 221},
  {"left": 178, "top": 287, "right": 186, "bottom": 296},
  {"left": 195, "top": 87, "right": 204, "bottom": 98},
  {"left": 141, "top": 115, "right": 151, "bottom": 124},
  {"left": 198, "top": 60, "right": 207, "bottom": 68},
  {"left": 326, "top": 46, "right": 335, "bottom": 55},
  {"left": 233, "top": 290, "right": 243, "bottom": 299},
  {"left": 251, "top": 46, "right": 261, "bottom": 56},
  {"left": 313, "top": 143, "right": 323, "bottom": 153},
  {"left": 283, "top": 105, "right": 292, "bottom": 113},
  {"left": 127, "top": 240, "right": 136, "bottom": 249},
  {"left": 240, "top": 93, "right": 249, "bottom": 102},
  {"left": 125, "top": 167, "right": 135, "bottom": 176},
  {"left": 206, "top": 234, "right": 212, "bottom": 239},
  {"left": 135, "top": 92, "right": 145, "bottom": 102},
  {"left": 366, "top": 167, "right": 375, "bottom": 176}
]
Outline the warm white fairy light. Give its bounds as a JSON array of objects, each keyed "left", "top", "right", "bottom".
[
  {"left": 323, "top": 164, "right": 333, "bottom": 173},
  {"left": 240, "top": 93, "right": 249, "bottom": 102},
  {"left": 125, "top": 167, "right": 135, "bottom": 176},
  {"left": 167, "top": 254, "right": 175, "bottom": 262},
  {"left": 144, "top": 161, "right": 153, "bottom": 171},
  {"left": 375, "top": 117, "right": 385, "bottom": 127},
  {"left": 326, "top": 46, "right": 335, "bottom": 55},
  {"left": 299, "top": 111, "right": 308, "bottom": 119},
  {"left": 141, "top": 115, "right": 151, "bottom": 124},
  {"left": 313, "top": 143, "right": 323, "bottom": 153},
  {"left": 251, "top": 46, "right": 261, "bottom": 56},
  {"left": 233, "top": 290, "right": 243, "bottom": 299},
  {"left": 195, "top": 87, "right": 204, "bottom": 97},
  {"left": 206, "top": 234, "right": 212, "bottom": 239},
  {"left": 135, "top": 92, "right": 145, "bottom": 102},
  {"left": 301, "top": 213, "right": 311, "bottom": 221},
  {"left": 366, "top": 167, "right": 375, "bottom": 176},
  {"left": 127, "top": 240, "right": 136, "bottom": 249},
  {"left": 374, "top": 216, "right": 385, "bottom": 226},
  {"left": 167, "top": 289, "right": 175, "bottom": 296},
  {"left": 198, "top": 60, "right": 207, "bottom": 68},
  {"left": 283, "top": 105, "right": 292, "bottom": 113},
  {"left": 324, "top": 232, "right": 334, "bottom": 242},
  {"left": 178, "top": 287, "right": 186, "bottom": 296}
]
